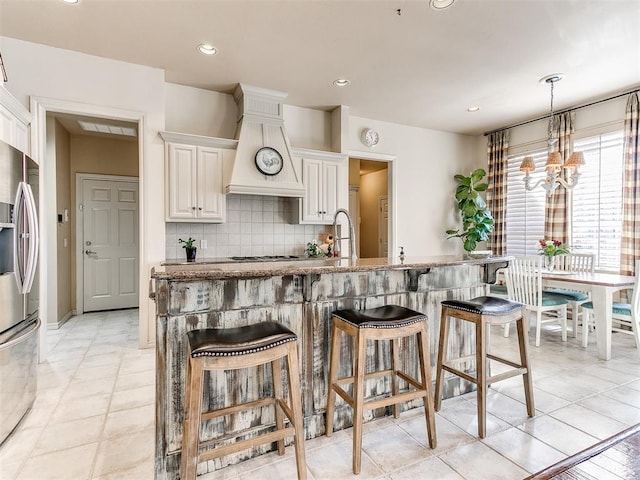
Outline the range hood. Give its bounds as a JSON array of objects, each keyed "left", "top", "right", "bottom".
[{"left": 226, "top": 84, "right": 304, "bottom": 197}]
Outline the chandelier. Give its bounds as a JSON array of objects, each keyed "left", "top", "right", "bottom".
[{"left": 519, "top": 74, "right": 584, "bottom": 197}]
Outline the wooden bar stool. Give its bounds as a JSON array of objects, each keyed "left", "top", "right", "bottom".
[
  {"left": 325, "top": 305, "right": 437, "bottom": 475},
  {"left": 434, "top": 296, "right": 535, "bottom": 438},
  {"left": 181, "top": 322, "right": 307, "bottom": 480}
]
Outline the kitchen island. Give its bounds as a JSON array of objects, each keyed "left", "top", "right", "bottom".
[{"left": 151, "top": 255, "right": 509, "bottom": 479}]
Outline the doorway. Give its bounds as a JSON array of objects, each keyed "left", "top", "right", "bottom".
[
  {"left": 348, "top": 158, "right": 389, "bottom": 258},
  {"left": 32, "top": 98, "right": 145, "bottom": 360}
]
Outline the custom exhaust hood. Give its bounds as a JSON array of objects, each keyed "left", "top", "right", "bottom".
[{"left": 226, "top": 84, "right": 304, "bottom": 197}]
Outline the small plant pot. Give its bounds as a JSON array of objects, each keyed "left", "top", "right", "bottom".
[{"left": 185, "top": 247, "right": 197, "bottom": 262}]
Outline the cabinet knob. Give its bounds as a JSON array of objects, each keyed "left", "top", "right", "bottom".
[
  {"left": 192, "top": 206, "right": 196, "bottom": 210},
  {"left": 198, "top": 207, "right": 202, "bottom": 211}
]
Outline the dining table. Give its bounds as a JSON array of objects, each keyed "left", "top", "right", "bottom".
[{"left": 541, "top": 271, "right": 636, "bottom": 360}]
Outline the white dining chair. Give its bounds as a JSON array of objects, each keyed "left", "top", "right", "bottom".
[
  {"left": 543, "top": 253, "right": 595, "bottom": 338},
  {"left": 504, "top": 256, "right": 570, "bottom": 347},
  {"left": 581, "top": 260, "right": 640, "bottom": 351}
]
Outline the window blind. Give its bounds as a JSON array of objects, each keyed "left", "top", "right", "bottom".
[
  {"left": 505, "top": 151, "right": 546, "bottom": 255},
  {"left": 571, "top": 132, "right": 624, "bottom": 271}
]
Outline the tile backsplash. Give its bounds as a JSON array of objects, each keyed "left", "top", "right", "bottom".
[{"left": 165, "top": 194, "right": 329, "bottom": 260}]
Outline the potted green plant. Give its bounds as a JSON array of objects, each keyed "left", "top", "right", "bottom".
[
  {"left": 446, "top": 168, "right": 494, "bottom": 255},
  {"left": 179, "top": 237, "right": 197, "bottom": 262}
]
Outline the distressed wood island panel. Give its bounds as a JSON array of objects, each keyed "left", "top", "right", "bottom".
[{"left": 152, "top": 256, "right": 509, "bottom": 479}]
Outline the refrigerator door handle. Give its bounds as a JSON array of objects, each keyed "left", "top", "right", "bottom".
[
  {"left": 12, "top": 182, "right": 39, "bottom": 294},
  {"left": 22, "top": 183, "right": 38, "bottom": 294},
  {"left": 13, "top": 182, "right": 26, "bottom": 292}
]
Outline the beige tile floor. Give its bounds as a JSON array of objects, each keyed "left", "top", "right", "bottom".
[{"left": 1, "top": 309, "right": 640, "bottom": 479}]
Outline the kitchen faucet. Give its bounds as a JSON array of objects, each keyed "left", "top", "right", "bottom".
[{"left": 332, "top": 208, "right": 357, "bottom": 261}]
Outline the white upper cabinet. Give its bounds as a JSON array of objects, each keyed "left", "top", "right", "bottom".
[
  {"left": 161, "top": 132, "right": 235, "bottom": 223},
  {"left": 0, "top": 87, "right": 32, "bottom": 153},
  {"left": 292, "top": 148, "right": 347, "bottom": 224}
]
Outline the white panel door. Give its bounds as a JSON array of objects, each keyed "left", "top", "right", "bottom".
[
  {"left": 82, "top": 178, "right": 139, "bottom": 312},
  {"left": 167, "top": 144, "right": 197, "bottom": 220}
]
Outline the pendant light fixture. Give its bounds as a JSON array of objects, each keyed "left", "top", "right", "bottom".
[{"left": 520, "top": 74, "right": 583, "bottom": 197}]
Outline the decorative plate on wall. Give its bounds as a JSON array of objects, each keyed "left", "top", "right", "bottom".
[{"left": 255, "top": 147, "right": 284, "bottom": 175}]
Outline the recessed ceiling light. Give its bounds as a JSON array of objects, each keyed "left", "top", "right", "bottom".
[
  {"left": 333, "top": 78, "right": 351, "bottom": 87},
  {"left": 467, "top": 106, "right": 480, "bottom": 112},
  {"left": 62, "top": 0, "right": 79, "bottom": 4},
  {"left": 429, "top": 0, "right": 455, "bottom": 10},
  {"left": 197, "top": 44, "right": 218, "bottom": 56}
]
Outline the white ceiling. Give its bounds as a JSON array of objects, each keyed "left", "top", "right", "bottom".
[{"left": 1, "top": 0, "right": 638, "bottom": 136}]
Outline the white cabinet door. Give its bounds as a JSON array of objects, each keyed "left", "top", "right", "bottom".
[
  {"left": 302, "top": 158, "right": 323, "bottom": 222},
  {"left": 322, "top": 160, "right": 341, "bottom": 220},
  {"left": 166, "top": 143, "right": 226, "bottom": 222},
  {"left": 0, "top": 106, "right": 13, "bottom": 145},
  {"left": 197, "top": 147, "right": 225, "bottom": 221},
  {"left": 0, "top": 90, "right": 31, "bottom": 153},
  {"left": 296, "top": 152, "right": 346, "bottom": 224},
  {"left": 167, "top": 144, "right": 197, "bottom": 220}
]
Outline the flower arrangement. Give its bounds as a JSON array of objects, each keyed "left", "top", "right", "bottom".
[
  {"left": 179, "top": 237, "right": 196, "bottom": 249},
  {"left": 538, "top": 239, "right": 569, "bottom": 257}
]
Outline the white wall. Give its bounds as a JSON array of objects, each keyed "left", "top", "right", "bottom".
[
  {"left": 165, "top": 83, "right": 236, "bottom": 138},
  {"left": 1, "top": 36, "right": 166, "bottom": 347},
  {"left": 349, "top": 116, "right": 483, "bottom": 257},
  {"left": 507, "top": 95, "right": 628, "bottom": 151},
  {"left": 164, "top": 85, "right": 333, "bottom": 151},
  {"left": 283, "top": 105, "right": 332, "bottom": 151}
]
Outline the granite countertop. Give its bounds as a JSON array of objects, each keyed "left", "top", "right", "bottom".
[{"left": 150, "top": 255, "right": 510, "bottom": 280}]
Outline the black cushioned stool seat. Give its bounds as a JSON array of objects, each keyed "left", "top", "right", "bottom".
[
  {"left": 332, "top": 305, "right": 427, "bottom": 328},
  {"left": 181, "top": 322, "right": 307, "bottom": 480},
  {"left": 326, "top": 305, "right": 437, "bottom": 475},
  {"left": 435, "top": 296, "right": 535, "bottom": 438},
  {"left": 442, "top": 296, "right": 525, "bottom": 316},
  {"left": 187, "top": 322, "right": 297, "bottom": 357}
]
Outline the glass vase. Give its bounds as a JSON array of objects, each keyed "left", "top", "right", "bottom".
[{"left": 544, "top": 255, "right": 555, "bottom": 272}]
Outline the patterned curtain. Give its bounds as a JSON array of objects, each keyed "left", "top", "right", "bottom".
[
  {"left": 621, "top": 92, "right": 640, "bottom": 276},
  {"left": 486, "top": 130, "right": 509, "bottom": 256},
  {"left": 544, "top": 112, "right": 574, "bottom": 244}
]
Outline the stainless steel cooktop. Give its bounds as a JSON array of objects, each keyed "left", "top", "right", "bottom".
[{"left": 229, "top": 255, "right": 303, "bottom": 262}]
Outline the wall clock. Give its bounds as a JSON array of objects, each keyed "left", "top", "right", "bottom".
[
  {"left": 361, "top": 128, "right": 379, "bottom": 147},
  {"left": 255, "top": 147, "right": 284, "bottom": 175}
]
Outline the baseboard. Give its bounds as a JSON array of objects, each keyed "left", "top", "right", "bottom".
[{"left": 47, "top": 310, "right": 73, "bottom": 330}]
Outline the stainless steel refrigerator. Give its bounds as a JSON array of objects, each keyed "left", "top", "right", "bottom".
[{"left": 0, "top": 139, "right": 39, "bottom": 445}]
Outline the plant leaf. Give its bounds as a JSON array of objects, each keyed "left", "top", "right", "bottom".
[
  {"left": 463, "top": 203, "right": 478, "bottom": 217},
  {"left": 470, "top": 168, "right": 486, "bottom": 183},
  {"left": 464, "top": 238, "right": 477, "bottom": 252}
]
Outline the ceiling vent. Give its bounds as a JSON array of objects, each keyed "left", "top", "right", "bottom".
[{"left": 78, "top": 120, "right": 137, "bottom": 137}]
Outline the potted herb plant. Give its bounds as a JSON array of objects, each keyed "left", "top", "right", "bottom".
[
  {"left": 179, "top": 237, "right": 197, "bottom": 262},
  {"left": 446, "top": 168, "right": 495, "bottom": 255}
]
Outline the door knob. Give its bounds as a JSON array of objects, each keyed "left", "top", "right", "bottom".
[{"left": 85, "top": 249, "right": 97, "bottom": 255}]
